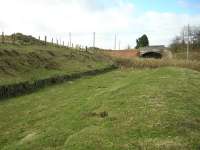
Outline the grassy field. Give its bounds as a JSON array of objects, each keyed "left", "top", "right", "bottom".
[{"left": 0, "top": 67, "right": 200, "bottom": 150}]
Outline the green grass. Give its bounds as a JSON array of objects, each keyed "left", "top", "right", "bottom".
[
  {"left": 0, "top": 67, "right": 200, "bottom": 150},
  {"left": 0, "top": 43, "right": 112, "bottom": 85}
]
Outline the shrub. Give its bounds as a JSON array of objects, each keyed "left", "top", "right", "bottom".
[{"left": 115, "top": 58, "right": 200, "bottom": 72}]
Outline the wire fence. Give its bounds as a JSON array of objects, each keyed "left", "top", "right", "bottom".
[{"left": 0, "top": 31, "right": 135, "bottom": 50}]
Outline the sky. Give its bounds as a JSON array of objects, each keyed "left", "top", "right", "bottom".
[{"left": 0, "top": 0, "right": 200, "bottom": 49}]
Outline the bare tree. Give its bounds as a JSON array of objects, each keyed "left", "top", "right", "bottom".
[{"left": 170, "top": 25, "right": 200, "bottom": 52}]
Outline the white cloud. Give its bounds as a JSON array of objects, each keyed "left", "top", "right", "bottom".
[{"left": 0, "top": 0, "right": 200, "bottom": 49}]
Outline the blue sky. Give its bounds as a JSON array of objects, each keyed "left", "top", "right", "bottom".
[
  {"left": 133, "top": 0, "right": 200, "bottom": 14},
  {"left": 0, "top": 0, "right": 200, "bottom": 49},
  {"left": 94, "top": 0, "right": 200, "bottom": 14}
]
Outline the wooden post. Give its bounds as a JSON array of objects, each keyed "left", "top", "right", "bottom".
[
  {"left": 57, "top": 39, "right": 58, "bottom": 46},
  {"left": 12, "top": 33, "right": 15, "bottom": 44},
  {"left": 44, "top": 36, "right": 47, "bottom": 46},
  {"left": 86, "top": 46, "right": 88, "bottom": 52},
  {"left": 2, "top": 32, "right": 5, "bottom": 44},
  {"left": 51, "top": 38, "right": 53, "bottom": 45}
]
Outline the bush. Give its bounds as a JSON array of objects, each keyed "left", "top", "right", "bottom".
[
  {"left": 135, "top": 34, "right": 149, "bottom": 49},
  {"left": 115, "top": 57, "right": 200, "bottom": 72},
  {"left": 12, "top": 33, "right": 43, "bottom": 45}
]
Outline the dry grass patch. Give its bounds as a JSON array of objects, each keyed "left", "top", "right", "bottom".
[{"left": 115, "top": 58, "right": 200, "bottom": 72}]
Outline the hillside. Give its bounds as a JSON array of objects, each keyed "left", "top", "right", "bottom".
[
  {"left": 0, "top": 67, "right": 200, "bottom": 149},
  {"left": 0, "top": 33, "right": 113, "bottom": 86}
]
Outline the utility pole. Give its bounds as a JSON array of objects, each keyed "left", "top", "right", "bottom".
[
  {"left": 69, "top": 32, "right": 72, "bottom": 47},
  {"left": 52, "top": 38, "right": 53, "bottom": 45},
  {"left": 187, "top": 24, "right": 190, "bottom": 61},
  {"left": 93, "top": 32, "right": 95, "bottom": 48},
  {"left": 2, "top": 32, "right": 5, "bottom": 44},
  {"left": 114, "top": 33, "right": 117, "bottom": 50},
  {"left": 118, "top": 40, "right": 121, "bottom": 50},
  {"left": 182, "top": 29, "right": 185, "bottom": 51},
  {"left": 12, "top": 33, "right": 16, "bottom": 44},
  {"left": 44, "top": 36, "right": 47, "bottom": 46}
]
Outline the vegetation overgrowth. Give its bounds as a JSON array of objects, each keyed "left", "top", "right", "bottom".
[{"left": 114, "top": 57, "right": 200, "bottom": 72}]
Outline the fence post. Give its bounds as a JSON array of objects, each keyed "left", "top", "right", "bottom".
[
  {"left": 51, "top": 38, "right": 53, "bottom": 45},
  {"left": 12, "top": 33, "right": 15, "bottom": 44},
  {"left": 86, "top": 46, "right": 88, "bottom": 52},
  {"left": 2, "top": 32, "right": 5, "bottom": 44},
  {"left": 45, "top": 36, "right": 47, "bottom": 46}
]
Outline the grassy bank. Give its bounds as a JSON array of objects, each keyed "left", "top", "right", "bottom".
[
  {"left": 0, "top": 67, "right": 200, "bottom": 149},
  {"left": 0, "top": 42, "right": 113, "bottom": 86}
]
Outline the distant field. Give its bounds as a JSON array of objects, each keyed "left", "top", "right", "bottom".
[{"left": 0, "top": 67, "right": 200, "bottom": 150}]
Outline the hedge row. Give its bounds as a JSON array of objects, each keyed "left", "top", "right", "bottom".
[{"left": 0, "top": 65, "right": 117, "bottom": 100}]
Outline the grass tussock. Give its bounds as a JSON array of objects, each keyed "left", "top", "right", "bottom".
[{"left": 115, "top": 58, "right": 200, "bottom": 71}]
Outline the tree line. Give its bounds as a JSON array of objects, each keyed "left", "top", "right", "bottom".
[{"left": 170, "top": 26, "right": 200, "bottom": 52}]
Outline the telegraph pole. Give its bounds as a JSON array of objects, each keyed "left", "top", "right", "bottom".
[
  {"left": 69, "top": 32, "right": 72, "bottom": 47},
  {"left": 187, "top": 24, "right": 190, "bottom": 61},
  {"left": 44, "top": 36, "right": 47, "bottom": 46},
  {"left": 93, "top": 32, "right": 95, "bottom": 48},
  {"left": 114, "top": 33, "right": 117, "bottom": 50},
  {"left": 2, "top": 32, "right": 5, "bottom": 44},
  {"left": 51, "top": 38, "right": 54, "bottom": 45}
]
